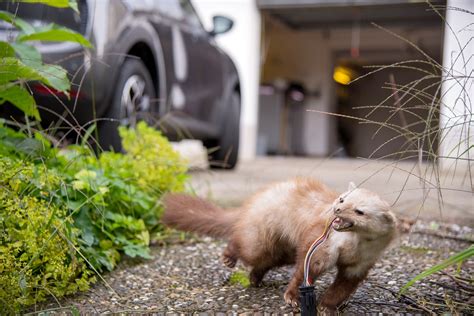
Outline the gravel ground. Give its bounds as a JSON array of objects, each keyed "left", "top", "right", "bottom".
[{"left": 30, "top": 221, "right": 473, "bottom": 315}]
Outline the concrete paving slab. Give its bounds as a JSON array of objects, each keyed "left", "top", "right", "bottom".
[{"left": 189, "top": 157, "right": 473, "bottom": 226}]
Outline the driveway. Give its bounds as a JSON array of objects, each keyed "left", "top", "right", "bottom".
[{"left": 32, "top": 156, "right": 473, "bottom": 314}]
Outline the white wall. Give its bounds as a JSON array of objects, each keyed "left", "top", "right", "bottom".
[
  {"left": 440, "top": 0, "right": 474, "bottom": 174},
  {"left": 193, "top": 0, "right": 261, "bottom": 161}
]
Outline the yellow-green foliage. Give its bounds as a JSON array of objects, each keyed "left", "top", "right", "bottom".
[
  {"left": 119, "top": 121, "right": 188, "bottom": 194},
  {"left": 229, "top": 270, "right": 251, "bottom": 288},
  {"left": 0, "top": 122, "right": 188, "bottom": 311},
  {"left": 0, "top": 159, "right": 95, "bottom": 312}
]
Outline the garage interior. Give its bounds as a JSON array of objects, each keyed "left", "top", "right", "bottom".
[{"left": 256, "top": 0, "right": 445, "bottom": 160}]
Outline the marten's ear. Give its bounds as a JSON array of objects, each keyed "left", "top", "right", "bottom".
[{"left": 348, "top": 182, "right": 357, "bottom": 191}]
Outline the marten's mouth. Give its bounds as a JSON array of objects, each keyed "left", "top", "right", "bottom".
[{"left": 332, "top": 217, "right": 354, "bottom": 231}]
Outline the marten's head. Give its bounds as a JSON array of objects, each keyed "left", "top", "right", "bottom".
[{"left": 331, "top": 182, "right": 396, "bottom": 238}]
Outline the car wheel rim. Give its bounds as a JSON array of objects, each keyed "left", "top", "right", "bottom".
[{"left": 120, "top": 75, "right": 150, "bottom": 127}]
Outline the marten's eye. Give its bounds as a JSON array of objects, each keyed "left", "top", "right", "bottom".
[
  {"left": 339, "top": 198, "right": 344, "bottom": 203},
  {"left": 355, "top": 209, "right": 364, "bottom": 215}
]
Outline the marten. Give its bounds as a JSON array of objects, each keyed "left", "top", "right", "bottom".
[{"left": 162, "top": 178, "right": 398, "bottom": 313}]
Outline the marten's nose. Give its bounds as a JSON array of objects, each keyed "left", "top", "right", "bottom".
[{"left": 334, "top": 208, "right": 341, "bottom": 214}]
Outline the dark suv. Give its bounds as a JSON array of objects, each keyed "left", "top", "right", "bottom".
[{"left": 0, "top": 0, "right": 241, "bottom": 168}]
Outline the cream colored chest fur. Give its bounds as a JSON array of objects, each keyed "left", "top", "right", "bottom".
[{"left": 328, "top": 231, "right": 387, "bottom": 277}]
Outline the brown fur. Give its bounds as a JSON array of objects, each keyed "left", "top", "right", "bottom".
[
  {"left": 161, "top": 193, "right": 239, "bottom": 238},
  {"left": 162, "top": 178, "right": 397, "bottom": 313}
]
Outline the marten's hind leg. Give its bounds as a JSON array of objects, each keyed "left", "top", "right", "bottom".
[
  {"left": 221, "top": 238, "right": 272, "bottom": 285},
  {"left": 249, "top": 249, "right": 296, "bottom": 287},
  {"left": 249, "top": 264, "right": 271, "bottom": 286},
  {"left": 222, "top": 240, "right": 239, "bottom": 268}
]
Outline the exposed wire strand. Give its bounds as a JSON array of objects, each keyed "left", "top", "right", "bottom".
[{"left": 303, "top": 217, "right": 336, "bottom": 286}]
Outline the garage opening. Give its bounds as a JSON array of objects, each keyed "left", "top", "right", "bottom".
[{"left": 257, "top": 0, "right": 445, "bottom": 160}]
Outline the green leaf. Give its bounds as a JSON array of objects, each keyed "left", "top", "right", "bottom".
[
  {"left": 0, "top": 57, "right": 70, "bottom": 93},
  {"left": 19, "top": 273, "right": 27, "bottom": 291},
  {"left": 11, "top": 42, "right": 42, "bottom": 66},
  {"left": 0, "top": 42, "right": 15, "bottom": 58},
  {"left": 81, "top": 231, "right": 95, "bottom": 247},
  {"left": 0, "top": 84, "right": 40, "bottom": 120},
  {"left": 81, "top": 123, "right": 97, "bottom": 147},
  {"left": 0, "top": 57, "right": 44, "bottom": 83},
  {"left": 0, "top": 10, "right": 35, "bottom": 35},
  {"left": 70, "top": 306, "right": 80, "bottom": 316},
  {"left": 17, "top": 24, "right": 92, "bottom": 48},
  {"left": 14, "top": 0, "right": 79, "bottom": 12},
  {"left": 16, "top": 137, "right": 46, "bottom": 155},
  {"left": 36, "top": 64, "right": 70, "bottom": 93},
  {"left": 400, "top": 245, "right": 474, "bottom": 294},
  {"left": 123, "top": 244, "right": 152, "bottom": 259}
]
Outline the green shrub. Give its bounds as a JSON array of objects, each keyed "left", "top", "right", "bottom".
[
  {"left": 1, "top": 3, "right": 188, "bottom": 310},
  {"left": 0, "top": 158, "right": 95, "bottom": 312},
  {"left": 0, "top": 2, "right": 188, "bottom": 309},
  {"left": 0, "top": 122, "right": 188, "bottom": 311},
  {"left": 57, "top": 122, "right": 188, "bottom": 271}
]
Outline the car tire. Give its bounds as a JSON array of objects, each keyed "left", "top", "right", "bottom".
[
  {"left": 209, "top": 91, "right": 240, "bottom": 169},
  {"left": 98, "top": 58, "right": 156, "bottom": 152}
]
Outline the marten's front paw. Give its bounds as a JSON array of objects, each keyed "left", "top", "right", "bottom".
[
  {"left": 222, "top": 255, "right": 237, "bottom": 268},
  {"left": 284, "top": 288, "right": 299, "bottom": 307}
]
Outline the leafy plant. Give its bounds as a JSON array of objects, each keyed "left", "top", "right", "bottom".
[
  {"left": 0, "top": 158, "right": 95, "bottom": 312},
  {"left": 0, "top": 0, "right": 91, "bottom": 120},
  {"left": 0, "top": 121, "right": 188, "bottom": 311},
  {"left": 57, "top": 122, "right": 188, "bottom": 272},
  {"left": 0, "top": 1, "right": 189, "bottom": 311}
]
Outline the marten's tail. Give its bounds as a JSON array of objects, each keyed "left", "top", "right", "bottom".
[{"left": 162, "top": 193, "right": 238, "bottom": 238}]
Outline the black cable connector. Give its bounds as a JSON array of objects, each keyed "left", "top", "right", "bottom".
[{"left": 299, "top": 284, "right": 317, "bottom": 316}]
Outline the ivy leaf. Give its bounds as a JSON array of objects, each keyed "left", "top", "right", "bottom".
[
  {"left": 0, "top": 84, "right": 40, "bottom": 120},
  {"left": 17, "top": 24, "right": 92, "bottom": 48}
]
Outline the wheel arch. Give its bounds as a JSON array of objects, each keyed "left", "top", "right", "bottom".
[
  {"left": 126, "top": 42, "right": 158, "bottom": 96},
  {"left": 110, "top": 21, "right": 167, "bottom": 113}
]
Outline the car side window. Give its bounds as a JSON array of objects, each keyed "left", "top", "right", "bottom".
[
  {"left": 179, "top": 0, "right": 203, "bottom": 30},
  {"left": 156, "top": 0, "right": 203, "bottom": 31},
  {"left": 156, "top": 0, "right": 184, "bottom": 20}
]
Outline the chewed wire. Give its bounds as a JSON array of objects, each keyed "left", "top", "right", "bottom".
[{"left": 303, "top": 217, "right": 336, "bottom": 286}]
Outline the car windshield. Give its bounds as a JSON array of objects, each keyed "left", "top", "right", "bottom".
[{"left": 0, "top": 1, "right": 87, "bottom": 34}]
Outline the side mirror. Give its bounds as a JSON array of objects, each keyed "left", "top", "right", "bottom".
[{"left": 210, "top": 15, "right": 233, "bottom": 36}]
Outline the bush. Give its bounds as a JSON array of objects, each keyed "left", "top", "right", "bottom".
[
  {"left": 0, "top": 159, "right": 95, "bottom": 312},
  {"left": 59, "top": 122, "right": 188, "bottom": 271},
  {"left": 0, "top": 122, "right": 188, "bottom": 311},
  {"left": 0, "top": 2, "right": 188, "bottom": 310}
]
